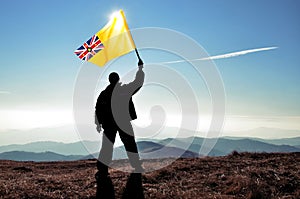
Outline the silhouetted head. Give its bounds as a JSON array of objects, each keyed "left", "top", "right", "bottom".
[{"left": 109, "top": 72, "right": 120, "bottom": 84}]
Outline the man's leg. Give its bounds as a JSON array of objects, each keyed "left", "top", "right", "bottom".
[
  {"left": 118, "top": 123, "right": 143, "bottom": 171},
  {"left": 97, "top": 127, "right": 117, "bottom": 175}
]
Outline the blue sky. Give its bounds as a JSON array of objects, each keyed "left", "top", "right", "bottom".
[{"left": 0, "top": 0, "right": 300, "bottom": 141}]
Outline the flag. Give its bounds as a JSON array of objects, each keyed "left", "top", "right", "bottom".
[{"left": 74, "top": 10, "right": 136, "bottom": 66}]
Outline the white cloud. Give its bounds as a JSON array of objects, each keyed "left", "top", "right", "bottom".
[
  {"left": 157, "top": 46, "right": 278, "bottom": 64},
  {"left": 0, "top": 110, "right": 73, "bottom": 131},
  {"left": 200, "top": 46, "right": 278, "bottom": 61},
  {"left": 0, "top": 91, "right": 10, "bottom": 94}
]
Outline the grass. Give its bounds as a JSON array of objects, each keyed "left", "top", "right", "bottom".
[{"left": 0, "top": 152, "right": 299, "bottom": 198}]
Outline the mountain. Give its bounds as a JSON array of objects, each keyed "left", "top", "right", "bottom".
[
  {"left": 253, "top": 137, "right": 300, "bottom": 146},
  {"left": 213, "top": 138, "right": 299, "bottom": 154},
  {"left": 0, "top": 136, "right": 299, "bottom": 161},
  {"left": 0, "top": 151, "right": 82, "bottom": 162},
  {"left": 159, "top": 137, "right": 225, "bottom": 156},
  {"left": 136, "top": 141, "right": 198, "bottom": 158},
  {"left": 236, "top": 127, "right": 300, "bottom": 141},
  {"left": 0, "top": 141, "right": 99, "bottom": 156},
  {"left": 159, "top": 137, "right": 300, "bottom": 156},
  {"left": 223, "top": 136, "right": 300, "bottom": 146},
  {"left": 84, "top": 141, "right": 199, "bottom": 160}
]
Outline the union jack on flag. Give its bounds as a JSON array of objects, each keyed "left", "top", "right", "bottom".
[{"left": 74, "top": 35, "right": 104, "bottom": 61}]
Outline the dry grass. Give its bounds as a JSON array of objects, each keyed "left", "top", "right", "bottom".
[{"left": 0, "top": 152, "right": 299, "bottom": 198}]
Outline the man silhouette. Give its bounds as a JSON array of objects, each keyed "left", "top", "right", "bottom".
[{"left": 95, "top": 60, "right": 145, "bottom": 176}]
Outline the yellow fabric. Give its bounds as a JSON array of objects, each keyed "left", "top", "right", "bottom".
[{"left": 89, "top": 10, "right": 136, "bottom": 67}]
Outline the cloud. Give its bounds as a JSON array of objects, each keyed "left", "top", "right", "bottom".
[
  {"left": 0, "top": 91, "right": 10, "bottom": 94},
  {"left": 157, "top": 46, "right": 278, "bottom": 64},
  {"left": 200, "top": 46, "right": 278, "bottom": 61}
]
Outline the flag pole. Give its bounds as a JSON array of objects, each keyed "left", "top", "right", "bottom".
[
  {"left": 135, "top": 48, "right": 142, "bottom": 62},
  {"left": 135, "top": 48, "right": 144, "bottom": 67}
]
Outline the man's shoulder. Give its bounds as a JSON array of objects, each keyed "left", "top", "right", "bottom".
[
  {"left": 97, "top": 86, "right": 109, "bottom": 100},
  {"left": 98, "top": 84, "right": 117, "bottom": 98},
  {"left": 101, "top": 85, "right": 113, "bottom": 93},
  {"left": 98, "top": 89, "right": 106, "bottom": 97}
]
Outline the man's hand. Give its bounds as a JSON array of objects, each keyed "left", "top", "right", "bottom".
[
  {"left": 138, "top": 59, "right": 144, "bottom": 69},
  {"left": 96, "top": 124, "right": 102, "bottom": 133},
  {"left": 95, "top": 115, "right": 102, "bottom": 133}
]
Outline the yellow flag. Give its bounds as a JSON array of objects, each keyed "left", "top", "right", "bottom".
[
  {"left": 74, "top": 10, "right": 136, "bottom": 66},
  {"left": 88, "top": 10, "right": 136, "bottom": 66}
]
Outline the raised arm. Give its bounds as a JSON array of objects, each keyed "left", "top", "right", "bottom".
[{"left": 122, "top": 63, "right": 145, "bottom": 94}]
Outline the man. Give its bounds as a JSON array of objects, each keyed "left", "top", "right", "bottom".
[{"left": 95, "top": 60, "right": 145, "bottom": 176}]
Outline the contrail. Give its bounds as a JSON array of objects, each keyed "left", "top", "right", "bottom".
[{"left": 154, "top": 46, "right": 278, "bottom": 64}]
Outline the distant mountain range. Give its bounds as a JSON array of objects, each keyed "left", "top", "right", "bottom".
[
  {"left": 181, "top": 137, "right": 299, "bottom": 156},
  {"left": 0, "top": 136, "right": 299, "bottom": 161},
  {"left": 109, "top": 141, "right": 198, "bottom": 160},
  {"left": 0, "top": 141, "right": 99, "bottom": 156},
  {"left": 0, "top": 151, "right": 82, "bottom": 162}
]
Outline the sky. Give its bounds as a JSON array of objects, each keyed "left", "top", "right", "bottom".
[{"left": 0, "top": 0, "right": 300, "bottom": 144}]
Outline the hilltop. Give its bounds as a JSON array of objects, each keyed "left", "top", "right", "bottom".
[{"left": 0, "top": 152, "right": 299, "bottom": 198}]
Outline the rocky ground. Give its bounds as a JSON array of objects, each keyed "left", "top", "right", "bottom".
[{"left": 0, "top": 152, "right": 299, "bottom": 198}]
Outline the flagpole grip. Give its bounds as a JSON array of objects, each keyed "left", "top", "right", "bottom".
[{"left": 135, "top": 48, "right": 144, "bottom": 68}]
